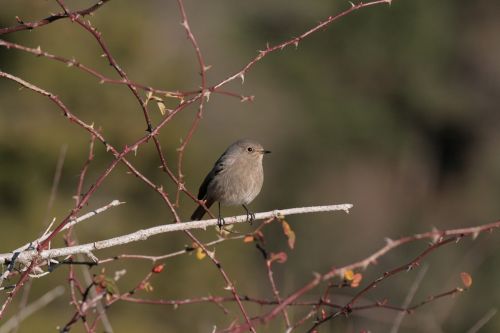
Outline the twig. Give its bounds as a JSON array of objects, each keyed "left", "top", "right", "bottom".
[
  {"left": 390, "top": 265, "right": 429, "bottom": 333},
  {"left": 211, "top": 0, "right": 392, "bottom": 92},
  {"left": 467, "top": 308, "right": 498, "bottom": 333},
  {"left": 0, "top": 0, "right": 110, "bottom": 35},
  {"left": 308, "top": 237, "right": 458, "bottom": 332},
  {"left": 0, "top": 286, "right": 65, "bottom": 333}
]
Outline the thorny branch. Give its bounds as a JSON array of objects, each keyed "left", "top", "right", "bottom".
[{"left": 2, "top": 0, "right": 496, "bottom": 332}]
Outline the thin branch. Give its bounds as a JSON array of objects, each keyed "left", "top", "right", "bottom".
[
  {"left": 7, "top": 200, "right": 124, "bottom": 263},
  {"left": 323, "top": 220, "right": 500, "bottom": 279},
  {"left": 0, "top": 0, "right": 110, "bottom": 35},
  {"left": 211, "top": 0, "right": 392, "bottom": 92},
  {"left": 308, "top": 237, "right": 458, "bottom": 332},
  {"left": 0, "top": 286, "right": 65, "bottom": 333},
  {"left": 467, "top": 308, "right": 498, "bottom": 333},
  {"left": 174, "top": 0, "right": 209, "bottom": 206},
  {"left": 390, "top": 265, "right": 429, "bottom": 333}
]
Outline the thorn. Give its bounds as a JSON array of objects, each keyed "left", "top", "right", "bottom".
[
  {"left": 203, "top": 90, "right": 211, "bottom": 102},
  {"left": 431, "top": 226, "right": 441, "bottom": 243},
  {"left": 240, "top": 95, "right": 255, "bottom": 103},
  {"left": 349, "top": 1, "right": 355, "bottom": 8},
  {"left": 238, "top": 72, "right": 245, "bottom": 84}
]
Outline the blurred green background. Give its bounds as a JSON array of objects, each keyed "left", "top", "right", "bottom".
[{"left": 1, "top": 0, "right": 500, "bottom": 332}]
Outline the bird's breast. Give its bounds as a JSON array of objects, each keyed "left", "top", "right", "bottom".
[{"left": 209, "top": 161, "right": 264, "bottom": 206}]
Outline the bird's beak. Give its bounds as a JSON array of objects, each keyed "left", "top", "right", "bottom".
[{"left": 262, "top": 150, "right": 271, "bottom": 154}]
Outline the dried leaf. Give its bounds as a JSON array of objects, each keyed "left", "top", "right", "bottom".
[
  {"left": 216, "top": 224, "right": 233, "bottom": 238},
  {"left": 269, "top": 252, "right": 287, "bottom": 264},
  {"left": 243, "top": 235, "right": 254, "bottom": 243},
  {"left": 196, "top": 247, "right": 206, "bottom": 260},
  {"left": 350, "top": 273, "right": 363, "bottom": 288},
  {"left": 344, "top": 270, "right": 354, "bottom": 281},
  {"left": 460, "top": 272, "right": 472, "bottom": 288},
  {"left": 152, "top": 263, "right": 165, "bottom": 274},
  {"left": 281, "top": 220, "right": 296, "bottom": 249},
  {"left": 157, "top": 101, "right": 166, "bottom": 115}
]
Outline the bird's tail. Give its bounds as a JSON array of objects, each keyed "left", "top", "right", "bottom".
[{"left": 190, "top": 199, "right": 213, "bottom": 220}]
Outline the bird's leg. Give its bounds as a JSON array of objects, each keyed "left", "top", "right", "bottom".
[
  {"left": 217, "top": 202, "right": 225, "bottom": 229},
  {"left": 242, "top": 204, "right": 255, "bottom": 224}
]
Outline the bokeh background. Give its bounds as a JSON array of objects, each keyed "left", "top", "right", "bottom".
[{"left": 1, "top": 0, "right": 500, "bottom": 332}]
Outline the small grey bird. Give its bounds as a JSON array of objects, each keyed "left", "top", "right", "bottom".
[{"left": 191, "top": 139, "right": 271, "bottom": 226}]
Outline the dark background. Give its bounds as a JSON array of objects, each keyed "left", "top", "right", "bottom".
[{"left": 1, "top": 0, "right": 500, "bottom": 331}]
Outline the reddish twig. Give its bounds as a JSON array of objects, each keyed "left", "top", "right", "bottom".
[
  {"left": 307, "top": 237, "right": 459, "bottom": 332},
  {"left": 211, "top": 0, "right": 393, "bottom": 92},
  {"left": 0, "top": 39, "right": 183, "bottom": 98},
  {"left": 0, "top": 0, "right": 110, "bottom": 36},
  {"left": 174, "top": 0, "right": 210, "bottom": 206}
]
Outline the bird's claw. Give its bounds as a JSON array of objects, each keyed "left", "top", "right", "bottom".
[
  {"left": 217, "top": 217, "right": 226, "bottom": 229},
  {"left": 246, "top": 212, "right": 256, "bottom": 225}
]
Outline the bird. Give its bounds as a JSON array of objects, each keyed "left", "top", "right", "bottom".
[{"left": 190, "top": 139, "right": 271, "bottom": 226}]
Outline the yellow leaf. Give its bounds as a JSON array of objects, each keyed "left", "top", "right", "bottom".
[
  {"left": 156, "top": 101, "right": 166, "bottom": 115},
  {"left": 460, "top": 272, "right": 472, "bottom": 288},
  {"left": 196, "top": 247, "right": 206, "bottom": 260},
  {"left": 344, "top": 270, "right": 354, "bottom": 281}
]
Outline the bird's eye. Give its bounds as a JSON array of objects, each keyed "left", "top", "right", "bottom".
[{"left": 247, "top": 147, "right": 253, "bottom": 152}]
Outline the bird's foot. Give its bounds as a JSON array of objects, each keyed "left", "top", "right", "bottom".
[
  {"left": 246, "top": 212, "right": 256, "bottom": 225},
  {"left": 217, "top": 217, "right": 226, "bottom": 229}
]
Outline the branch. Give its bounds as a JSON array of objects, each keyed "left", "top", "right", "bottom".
[
  {"left": 0, "top": 286, "right": 64, "bottom": 333},
  {"left": 0, "top": 204, "right": 352, "bottom": 265},
  {"left": 211, "top": 0, "right": 392, "bottom": 92},
  {"left": 0, "top": 0, "right": 110, "bottom": 36}
]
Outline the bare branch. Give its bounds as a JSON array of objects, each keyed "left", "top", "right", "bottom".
[
  {"left": 0, "top": 204, "right": 352, "bottom": 265},
  {"left": 0, "top": 0, "right": 110, "bottom": 35},
  {"left": 0, "top": 286, "right": 65, "bottom": 333}
]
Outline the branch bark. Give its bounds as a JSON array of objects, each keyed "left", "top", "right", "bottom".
[{"left": 0, "top": 204, "right": 352, "bottom": 265}]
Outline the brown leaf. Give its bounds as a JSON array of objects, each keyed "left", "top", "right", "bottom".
[
  {"left": 269, "top": 252, "right": 287, "bottom": 264},
  {"left": 350, "top": 273, "right": 363, "bottom": 288},
  {"left": 243, "top": 235, "right": 254, "bottom": 243},
  {"left": 281, "top": 220, "right": 296, "bottom": 249},
  {"left": 460, "top": 272, "right": 472, "bottom": 288}
]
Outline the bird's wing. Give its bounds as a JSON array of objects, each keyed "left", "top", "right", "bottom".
[{"left": 196, "top": 156, "right": 229, "bottom": 200}]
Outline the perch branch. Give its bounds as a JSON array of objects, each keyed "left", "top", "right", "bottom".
[{"left": 0, "top": 204, "right": 352, "bottom": 265}]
